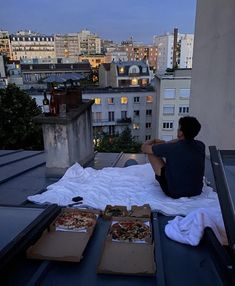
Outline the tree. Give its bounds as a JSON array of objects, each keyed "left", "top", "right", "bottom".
[
  {"left": 0, "top": 84, "right": 43, "bottom": 150},
  {"left": 95, "top": 127, "right": 141, "bottom": 153}
]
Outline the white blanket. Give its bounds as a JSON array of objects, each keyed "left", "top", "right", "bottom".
[
  {"left": 28, "top": 163, "right": 220, "bottom": 216},
  {"left": 165, "top": 207, "right": 228, "bottom": 246}
]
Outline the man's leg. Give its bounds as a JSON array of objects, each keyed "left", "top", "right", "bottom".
[{"left": 147, "top": 154, "right": 165, "bottom": 176}]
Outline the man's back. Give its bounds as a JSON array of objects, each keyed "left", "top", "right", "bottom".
[{"left": 152, "top": 140, "right": 205, "bottom": 198}]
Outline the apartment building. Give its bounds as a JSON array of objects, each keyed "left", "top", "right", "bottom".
[
  {"left": 0, "top": 30, "right": 11, "bottom": 58},
  {"left": 120, "top": 42, "right": 157, "bottom": 70},
  {"left": 54, "top": 33, "right": 79, "bottom": 59},
  {"left": 20, "top": 61, "right": 91, "bottom": 84},
  {"left": 10, "top": 31, "right": 55, "bottom": 60},
  {"left": 154, "top": 69, "right": 191, "bottom": 141},
  {"left": 54, "top": 30, "right": 101, "bottom": 58},
  {"left": 99, "top": 60, "right": 151, "bottom": 88},
  {"left": 78, "top": 54, "right": 109, "bottom": 69},
  {"left": 83, "top": 86, "right": 156, "bottom": 143},
  {"left": 153, "top": 32, "right": 194, "bottom": 74}
]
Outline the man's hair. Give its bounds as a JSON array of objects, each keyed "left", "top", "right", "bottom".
[{"left": 178, "top": 116, "right": 201, "bottom": 139}]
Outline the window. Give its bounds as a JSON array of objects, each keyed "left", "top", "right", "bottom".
[
  {"left": 134, "top": 97, "right": 140, "bottom": 103},
  {"left": 145, "top": 135, "right": 151, "bottom": 140},
  {"left": 163, "top": 104, "right": 175, "bottom": 115},
  {"left": 142, "top": 79, "right": 148, "bottom": 86},
  {"left": 131, "top": 78, "right": 138, "bottom": 86},
  {"left": 142, "top": 67, "right": 147, "bottom": 73},
  {"left": 121, "top": 111, "right": 127, "bottom": 119},
  {"left": 162, "top": 121, "right": 173, "bottom": 130},
  {"left": 93, "top": 112, "right": 102, "bottom": 122},
  {"left": 134, "top": 110, "right": 140, "bottom": 116},
  {"left": 120, "top": 96, "right": 128, "bottom": 104},
  {"left": 164, "top": 89, "right": 175, "bottom": 99},
  {"left": 94, "top": 98, "right": 101, "bottom": 104},
  {"left": 107, "top": 97, "right": 114, "bottom": 104},
  {"left": 146, "top": 122, "right": 151, "bottom": 128},
  {"left": 133, "top": 123, "right": 140, "bottom": 130},
  {"left": 129, "top": 65, "right": 140, "bottom": 74},
  {"left": 146, "top": 109, "right": 152, "bottom": 116},
  {"left": 179, "top": 88, "right": 190, "bottom": 98},
  {"left": 179, "top": 106, "right": 189, "bottom": 114},
  {"left": 108, "top": 111, "right": 115, "bottom": 121},
  {"left": 161, "top": 135, "right": 173, "bottom": 141},
  {"left": 146, "top": 96, "right": 153, "bottom": 103},
  {"left": 119, "top": 67, "right": 125, "bottom": 74}
]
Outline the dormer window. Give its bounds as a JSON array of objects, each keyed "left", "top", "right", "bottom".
[
  {"left": 129, "top": 65, "right": 140, "bottom": 74},
  {"left": 142, "top": 67, "right": 147, "bottom": 73},
  {"left": 119, "top": 67, "right": 125, "bottom": 74}
]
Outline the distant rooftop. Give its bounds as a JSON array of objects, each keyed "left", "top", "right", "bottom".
[{"left": 83, "top": 86, "right": 155, "bottom": 94}]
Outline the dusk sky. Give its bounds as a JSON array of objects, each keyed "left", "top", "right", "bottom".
[{"left": 1, "top": 0, "right": 196, "bottom": 43}]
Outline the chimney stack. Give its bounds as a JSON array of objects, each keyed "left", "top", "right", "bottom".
[{"left": 172, "top": 28, "right": 178, "bottom": 69}]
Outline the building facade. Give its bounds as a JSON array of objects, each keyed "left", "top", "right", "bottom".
[
  {"left": 83, "top": 87, "right": 156, "bottom": 143},
  {"left": 153, "top": 32, "right": 194, "bottom": 74},
  {"left": 10, "top": 31, "right": 55, "bottom": 60},
  {"left": 120, "top": 42, "right": 157, "bottom": 70},
  {"left": 0, "top": 30, "right": 11, "bottom": 58},
  {"left": 54, "top": 30, "right": 101, "bottom": 58},
  {"left": 154, "top": 69, "right": 191, "bottom": 141},
  {"left": 99, "top": 60, "right": 152, "bottom": 88}
]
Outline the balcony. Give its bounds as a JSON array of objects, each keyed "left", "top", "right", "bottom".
[{"left": 116, "top": 117, "right": 132, "bottom": 125}]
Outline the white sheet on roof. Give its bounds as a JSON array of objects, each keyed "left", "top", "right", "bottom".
[{"left": 27, "top": 162, "right": 220, "bottom": 216}]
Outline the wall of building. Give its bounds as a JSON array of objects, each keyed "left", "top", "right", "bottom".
[
  {"left": 190, "top": 0, "right": 235, "bottom": 150},
  {"left": 155, "top": 71, "right": 191, "bottom": 140}
]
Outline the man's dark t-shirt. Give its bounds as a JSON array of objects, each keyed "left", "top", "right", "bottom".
[{"left": 152, "top": 140, "right": 205, "bottom": 198}]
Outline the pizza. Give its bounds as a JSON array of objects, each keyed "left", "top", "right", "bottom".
[
  {"left": 110, "top": 220, "right": 151, "bottom": 242},
  {"left": 55, "top": 210, "right": 96, "bottom": 231}
]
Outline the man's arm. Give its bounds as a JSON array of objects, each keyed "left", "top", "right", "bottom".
[{"left": 141, "top": 138, "right": 165, "bottom": 154}]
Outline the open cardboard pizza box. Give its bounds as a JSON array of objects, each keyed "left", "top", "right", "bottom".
[
  {"left": 103, "top": 204, "right": 151, "bottom": 220},
  {"left": 97, "top": 217, "right": 156, "bottom": 276},
  {"left": 27, "top": 208, "right": 99, "bottom": 262}
]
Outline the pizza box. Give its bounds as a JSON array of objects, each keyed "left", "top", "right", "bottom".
[
  {"left": 103, "top": 205, "right": 129, "bottom": 219},
  {"left": 26, "top": 208, "right": 99, "bottom": 262},
  {"left": 97, "top": 218, "right": 156, "bottom": 276},
  {"left": 129, "top": 204, "right": 151, "bottom": 218}
]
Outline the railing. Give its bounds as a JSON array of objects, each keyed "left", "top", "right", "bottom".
[{"left": 116, "top": 117, "right": 132, "bottom": 124}]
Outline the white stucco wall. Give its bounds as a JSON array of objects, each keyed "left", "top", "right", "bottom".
[{"left": 190, "top": 0, "right": 235, "bottom": 150}]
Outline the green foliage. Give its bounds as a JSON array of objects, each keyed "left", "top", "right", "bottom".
[
  {"left": 0, "top": 84, "right": 43, "bottom": 150},
  {"left": 95, "top": 127, "right": 141, "bottom": 153}
]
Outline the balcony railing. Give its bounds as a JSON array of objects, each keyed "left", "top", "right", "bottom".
[{"left": 116, "top": 117, "right": 132, "bottom": 124}]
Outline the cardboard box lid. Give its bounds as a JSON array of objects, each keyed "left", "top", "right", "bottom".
[
  {"left": 98, "top": 240, "right": 156, "bottom": 276},
  {"left": 129, "top": 204, "right": 151, "bottom": 218},
  {"left": 27, "top": 229, "right": 91, "bottom": 262}
]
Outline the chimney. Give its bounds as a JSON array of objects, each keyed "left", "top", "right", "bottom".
[{"left": 172, "top": 28, "right": 178, "bottom": 69}]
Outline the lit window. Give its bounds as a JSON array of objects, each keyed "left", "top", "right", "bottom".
[
  {"left": 179, "top": 89, "right": 190, "bottom": 98},
  {"left": 119, "top": 67, "right": 125, "bottom": 73},
  {"left": 131, "top": 78, "right": 138, "bottom": 86},
  {"left": 164, "top": 89, "right": 175, "bottom": 99},
  {"left": 133, "top": 123, "right": 140, "bottom": 130},
  {"left": 146, "top": 96, "right": 153, "bottom": 103},
  {"left": 120, "top": 96, "right": 128, "bottom": 104},
  {"left": 107, "top": 97, "right": 114, "bottom": 104},
  {"left": 142, "top": 79, "right": 148, "bottom": 86},
  {"left": 163, "top": 105, "right": 175, "bottom": 115},
  {"left": 162, "top": 121, "right": 174, "bottom": 130},
  {"left": 94, "top": 98, "right": 101, "bottom": 104}
]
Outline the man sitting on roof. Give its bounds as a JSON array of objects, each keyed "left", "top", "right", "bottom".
[{"left": 141, "top": 116, "right": 205, "bottom": 199}]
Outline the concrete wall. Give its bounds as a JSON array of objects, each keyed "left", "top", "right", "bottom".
[{"left": 190, "top": 0, "right": 235, "bottom": 150}]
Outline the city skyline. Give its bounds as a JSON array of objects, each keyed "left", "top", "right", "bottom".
[{"left": 1, "top": 0, "right": 196, "bottom": 43}]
